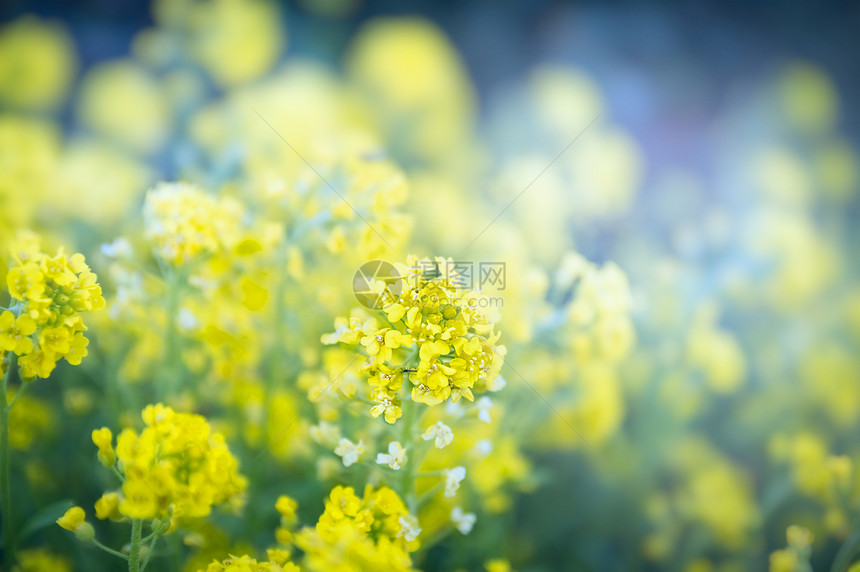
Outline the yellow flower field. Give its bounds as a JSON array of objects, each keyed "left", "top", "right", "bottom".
[{"left": 0, "top": 1, "right": 858, "bottom": 571}]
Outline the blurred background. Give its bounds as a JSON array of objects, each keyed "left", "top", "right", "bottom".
[{"left": 2, "top": 1, "right": 860, "bottom": 571}]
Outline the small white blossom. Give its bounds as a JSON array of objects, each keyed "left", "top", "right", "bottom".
[
  {"left": 177, "top": 308, "right": 198, "bottom": 332},
  {"left": 451, "top": 507, "right": 476, "bottom": 535},
  {"left": 476, "top": 397, "right": 493, "bottom": 423},
  {"left": 376, "top": 441, "right": 407, "bottom": 470},
  {"left": 397, "top": 515, "right": 421, "bottom": 542},
  {"left": 100, "top": 237, "right": 132, "bottom": 258},
  {"left": 487, "top": 374, "right": 506, "bottom": 391},
  {"left": 310, "top": 422, "right": 341, "bottom": 447},
  {"left": 444, "top": 466, "right": 466, "bottom": 497},
  {"left": 444, "top": 400, "right": 465, "bottom": 417},
  {"left": 474, "top": 439, "right": 493, "bottom": 457},
  {"left": 422, "top": 421, "right": 453, "bottom": 449},
  {"left": 334, "top": 438, "right": 364, "bottom": 467}
]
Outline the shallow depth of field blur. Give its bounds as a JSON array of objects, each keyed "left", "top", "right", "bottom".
[{"left": 1, "top": 1, "right": 859, "bottom": 571}]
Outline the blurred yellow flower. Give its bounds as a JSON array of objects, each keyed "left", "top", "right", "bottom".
[
  {"left": 0, "top": 16, "right": 76, "bottom": 110},
  {"left": 76, "top": 60, "right": 170, "bottom": 154}
]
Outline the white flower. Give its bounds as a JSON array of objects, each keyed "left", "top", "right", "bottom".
[
  {"left": 451, "top": 507, "right": 476, "bottom": 535},
  {"left": 444, "top": 400, "right": 465, "bottom": 417},
  {"left": 310, "top": 422, "right": 341, "bottom": 447},
  {"left": 487, "top": 374, "right": 506, "bottom": 392},
  {"left": 474, "top": 439, "right": 493, "bottom": 457},
  {"left": 100, "top": 237, "right": 132, "bottom": 258},
  {"left": 397, "top": 514, "right": 421, "bottom": 542},
  {"left": 376, "top": 441, "right": 407, "bottom": 470},
  {"left": 444, "top": 466, "right": 466, "bottom": 497},
  {"left": 421, "top": 421, "right": 453, "bottom": 449},
  {"left": 476, "top": 397, "right": 493, "bottom": 423},
  {"left": 334, "top": 438, "right": 364, "bottom": 467},
  {"left": 177, "top": 308, "right": 198, "bottom": 332}
]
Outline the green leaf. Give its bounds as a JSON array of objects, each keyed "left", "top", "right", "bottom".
[{"left": 15, "top": 499, "right": 75, "bottom": 545}]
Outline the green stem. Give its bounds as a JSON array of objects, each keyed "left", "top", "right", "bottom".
[
  {"left": 128, "top": 519, "right": 143, "bottom": 572},
  {"left": 1, "top": 353, "right": 18, "bottom": 570},
  {"left": 111, "top": 465, "right": 126, "bottom": 483},
  {"left": 7, "top": 379, "right": 28, "bottom": 409},
  {"left": 399, "top": 397, "right": 418, "bottom": 511},
  {"left": 139, "top": 531, "right": 160, "bottom": 571},
  {"left": 415, "top": 482, "right": 444, "bottom": 509},
  {"left": 92, "top": 538, "right": 129, "bottom": 561}
]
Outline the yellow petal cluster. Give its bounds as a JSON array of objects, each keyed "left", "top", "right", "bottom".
[
  {"left": 323, "top": 256, "right": 505, "bottom": 420},
  {"left": 2, "top": 232, "right": 104, "bottom": 379},
  {"left": 143, "top": 182, "right": 242, "bottom": 266},
  {"left": 295, "top": 485, "right": 417, "bottom": 571},
  {"left": 93, "top": 404, "right": 247, "bottom": 521},
  {"left": 202, "top": 554, "right": 300, "bottom": 572}
]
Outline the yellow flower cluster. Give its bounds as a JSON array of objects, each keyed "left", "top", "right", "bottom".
[
  {"left": 769, "top": 525, "right": 813, "bottom": 572},
  {"left": 643, "top": 438, "right": 760, "bottom": 559},
  {"left": 294, "top": 485, "right": 418, "bottom": 572},
  {"left": 1, "top": 233, "right": 104, "bottom": 379},
  {"left": 12, "top": 547, "right": 72, "bottom": 572},
  {"left": 202, "top": 553, "right": 299, "bottom": 572},
  {"left": 557, "top": 252, "right": 634, "bottom": 363},
  {"left": 143, "top": 182, "right": 242, "bottom": 266},
  {"left": 92, "top": 404, "right": 247, "bottom": 521},
  {"left": 323, "top": 256, "right": 506, "bottom": 420},
  {"left": 769, "top": 432, "right": 855, "bottom": 533},
  {"left": 274, "top": 495, "right": 299, "bottom": 545}
]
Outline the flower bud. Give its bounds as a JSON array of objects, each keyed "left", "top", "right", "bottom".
[{"left": 74, "top": 521, "right": 95, "bottom": 543}]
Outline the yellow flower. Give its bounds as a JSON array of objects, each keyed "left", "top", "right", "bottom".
[
  {"left": 76, "top": 60, "right": 169, "bottom": 153},
  {"left": 369, "top": 387, "right": 403, "bottom": 424},
  {"left": 94, "top": 492, "right": 120, "bottom": 520},
  {"left": 0, "top": 16, "right": 76, "bottom": 110},
  {"left": 786, "top": 525, "right": 813, "bottom": 550},
  {"left": 38, "top": 325, "right": 72, "bottom": 355},
  {"left": 18, "top": 350, "right": 57, "bottom": 379},
  {"left": 485, "top": 559, "right": 512, "bottom": 572},
  {"left": 56, "top": 506, "right": 94, "bottom": 541},
  {"left": 326, "top": 486, "right": 361, "bottom": 520},
  {"left": 64, "top": 333, "right": 89, "bottom": 365},
  {"left": 276, "top": 495, "right": 298, "bottom": 522},
  {"left": 295, "top": 485, "right": 417, "bottom": 571},
  {"left": 183, "top": 0, "right": 284, "bottom": 87},
  {"left": 119, "top": 478, "right": 159, "bottom": 520},
  {"left": 56, "top": 506, "right": 86, "bottom": 531},
  {"left": 769, "top": 549, "right": 799, "bottom": 572},
  {"left": 91, "top": 427, "right": 116, "bottom": 467},
  {"left": 2, "top": 234, "right": 103, "bottom": 378},
  {"left": 98, "top": 404, "right": 246, "bottom": 521},
  {"left": 143, "top": 182, "right": 242, "bottom": 265},
  {"left": 0, "top": 311, "right": 36, "bottom": 355},
  {"left": 14, "top": 548, "right": 72, "bottom": 572},
  {"left": 324, "top": 256, "right": 506, "bottom": 420},
  {"left": 200, "top": 554, "right": 301, "bottom": 572},
  {"left": 6, "top": 262, "right": 45, "bottom": 301}
]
